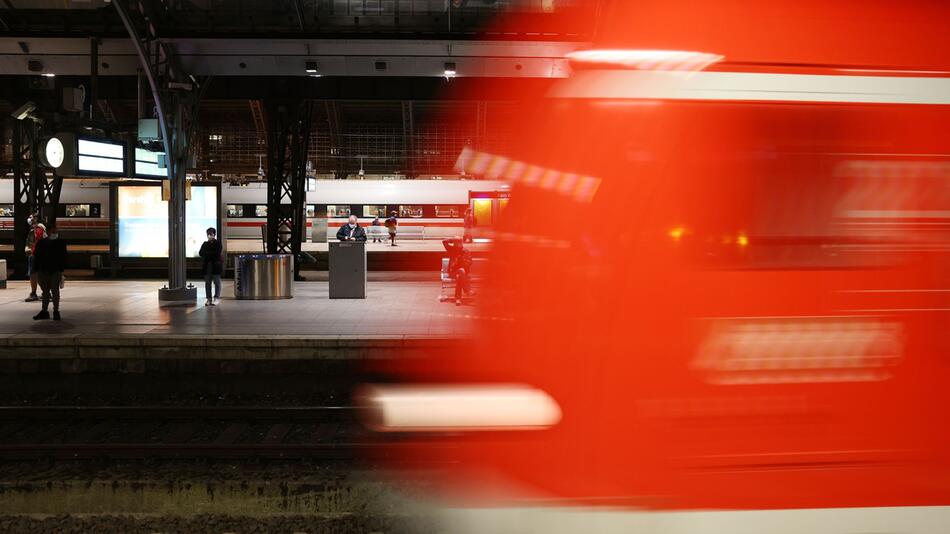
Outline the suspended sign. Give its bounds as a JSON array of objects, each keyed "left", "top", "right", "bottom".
[
  {"left": 37, "top": 133, "right": 127, "bottom": 177},
  {"left": 77, "top": 138, "right": 126, "bottom": 176},
  {"left": 134, "top": 147, "right": 166, "bottom": 178}
]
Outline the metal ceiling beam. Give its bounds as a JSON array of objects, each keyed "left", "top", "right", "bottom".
[
  {"left": 0, "top": 37, "right": 585, "bottom": 78},
  {"left": 292, "top": 0, "right": 305, "bottom": 32}
]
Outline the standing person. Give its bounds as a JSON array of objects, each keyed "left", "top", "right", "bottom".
[
  {"left": 443, "top": 237, "right": 474, "bottom": 306},
  {"left": 463, "top": 208, "right": 475, "bottom": 244},
  {"left": 385, "top": 211, "right": 398, "bottom": 247},
  {"left": 371, "top": 216, "right": 382, "bottom": 243},
  {"left": 199, "top": 227, "right": 223, "bottom": 306},
  {"left": 24, "top": 216, "right": 45, "bottom": 302},
  {"left": 336, "top": 215, "right": 367, "bottom": 242},
  {"left": 32, "top": 222, "right": 66, "bottom": 321}
]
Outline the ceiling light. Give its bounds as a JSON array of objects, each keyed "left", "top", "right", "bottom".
[
  {"left": 305, "top": 61, "right": 318, "bottom": 73},
  {"left": 309, "top": 74, "right": 322, "bottom": 78},
  {"left": 11, "top": 101, "right": 37, "bottom": 121},
  {"left": 566, "top": 49, "right": 724, "bottom": 71},
  {"left": 41, "top": 73, "right": 55, "bottom": 77}
]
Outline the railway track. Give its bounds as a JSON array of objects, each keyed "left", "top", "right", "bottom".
[{"left": 0, "top": 406, "right": 373, "bottom": 460}]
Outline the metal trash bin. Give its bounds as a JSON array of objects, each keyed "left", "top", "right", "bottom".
[
  {"left": 234, "top": 254, "right": 293, "bottom": 299},
  {"left": 0, "top": 259, "right": 6, "bottom": 289}
]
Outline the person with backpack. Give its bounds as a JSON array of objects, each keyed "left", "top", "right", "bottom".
[
  {"left": 443, "top": 237, "right": 474, "bottom": 306},
  {"left": 199, "top": 227, "right": 223, "bottom": 306},
  {"left": 24, "top": 216, "right": 45, "bottom": 302},
  {"left": 385, "top": 211, "right": 398, "bottom": 247},
  {"left": 32, "top": 222, "right": 66, "bottom": 321}
]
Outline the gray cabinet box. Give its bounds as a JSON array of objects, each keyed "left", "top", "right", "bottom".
[{"left": 329, "top": 242, "right": 366, "bottom": 298}]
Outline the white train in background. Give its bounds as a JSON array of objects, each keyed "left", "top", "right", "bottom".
[{"left": 0, "top": 178, "right": 510, "bottom": 243}]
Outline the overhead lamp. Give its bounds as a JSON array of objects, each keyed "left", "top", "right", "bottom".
[
  {"left": 41, "top": 73, "right": 56, "bottom": 78},
  {"left": 443, "top": 62, "right": 457, "bottom": 80},
  {"left": 11, "top": 101, "right": 38, "bottom": 121},
  {"left": 305, "top": 61, "right": 318, "bottom": 74}
]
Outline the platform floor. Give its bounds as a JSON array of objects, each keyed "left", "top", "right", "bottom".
[
  {"left": 1, "top": 240, "right": 488, "bottom": 254},
  {"left": 0, "top": 280, "right": 471, "bottom": 338}
]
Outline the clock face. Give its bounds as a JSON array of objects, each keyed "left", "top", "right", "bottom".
[{"left": 44, "top": 137, "right": 65, "bottom": 168}]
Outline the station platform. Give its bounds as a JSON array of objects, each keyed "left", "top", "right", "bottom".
[
  {"left": 0, "top": 239, "right": 489, "bottom": 273},
  {"left": 0, "top": 280, "right": 469, "bottom": 366},
  {"left": 0, "top": 239, "right": 488, "bottom": 254}
]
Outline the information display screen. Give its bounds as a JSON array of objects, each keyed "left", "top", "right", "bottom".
[
  {"left": 134, "top": 148, "right": 165, "bottom": 178},
  {"left": 77, "top": 138, "right": 126, "bottom": 176},
  {"left": 116, "top": 184, "right": 218, "bottom": 258}
]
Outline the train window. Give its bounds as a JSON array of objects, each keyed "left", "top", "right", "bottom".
[
  {"left": 327, "top": 205, "right": 351, "bottom": 218},
  {"left": 363, "top": 205, "right": 386, "bottom": 218},
  {"left": 399, "top": 205, "right": 424, "bottom": 218},
  {"left": 435, "top": 205, "right": 462, "bottom": 218},
  {"left": 0, "top": 204, "right": 13, "bottom": 217},
  {"left": 254, "top": 205, "right": 267, "bottom": 217},
  {"left": 62, "top": 204, "right": 99, "bottom": 218},
  {"left": 226, "top": 204, "right": 243, "bottom": 217},
  {"left": 306, "top": 205, "right": 316, "bottom": 218}
]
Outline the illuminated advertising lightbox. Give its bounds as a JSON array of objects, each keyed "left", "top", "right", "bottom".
[{"left": 116, "top": 184, "right": 218, "bottom": 258}]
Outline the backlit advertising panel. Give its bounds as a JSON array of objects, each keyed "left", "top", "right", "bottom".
[{"left": 116, "top": 184, "right": 219, "bottom": 258}]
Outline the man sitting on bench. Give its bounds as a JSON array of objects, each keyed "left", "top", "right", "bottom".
[
  {"left": 337, "top": 215, "right": 367, "bottom": 242},
  {"left": 443, "top": 237, "right": 474, "bottom": 306}
]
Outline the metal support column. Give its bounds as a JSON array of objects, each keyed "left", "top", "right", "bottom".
[
  {"left": 401, "top": 100, "right": 416, "bottom": 179},
  {"left": 11, "top": 119, "right": 62, "bottom": 277},
  {"left": 115, "top": 0, "right": 197, "bottom": 305},
  {"left": 266, "top": 100, "right": 313, "bottom": 281},
  {"left": 11, "top": 120, "right": 32, "bottom": 277},
  {"left": 324, "top": 101, "right": 345, "bottom": 179}
]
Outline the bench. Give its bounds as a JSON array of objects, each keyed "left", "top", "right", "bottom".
[
  {"left": 440, "top": 256, "right": 487, "bottom": 302},
  {"left": 366, "top": 225, "right": 426, "bottom": 240}
]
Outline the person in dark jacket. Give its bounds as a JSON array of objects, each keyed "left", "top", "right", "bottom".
[
  {"left": 443, "top": 237, "right": 474, "bottom": 306},
  {"left": 32, "top": 222, "right": 67, "bottom": 321},
  {"left": 463, "top": 208, "right": 475, "bottom": 243},
  {"left": 371, "top": 216, "right": 382, "bottom": 243},
  {"left": 199, "top": 227, "right": 223, "bottom": 306},
  {"left": 336, "top": 215, "right": 367, "bottom": 242}
]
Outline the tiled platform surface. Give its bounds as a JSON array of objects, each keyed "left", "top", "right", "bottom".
[
  {"left": 0, "top": 280, "right": 469, "bottom": 360},
  {"left": 1, "top": 240, "right": 488, "bottom": 254}
]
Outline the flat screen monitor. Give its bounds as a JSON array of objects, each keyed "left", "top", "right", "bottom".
[{"left": 134, "top": 148, "right": 166, "bottom": 178}]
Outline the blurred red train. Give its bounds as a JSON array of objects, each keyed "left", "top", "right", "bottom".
[{"left": 359, "top": 2, "right": 950, "bottom": 532}]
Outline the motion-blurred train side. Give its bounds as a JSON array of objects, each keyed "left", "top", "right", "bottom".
[
  {"left": 0, "top": 179, "right": 508, "bottom": 244},
  {"left": 357, "top": 1, "right": 950, "bottom": 532}
]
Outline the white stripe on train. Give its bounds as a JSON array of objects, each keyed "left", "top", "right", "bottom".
[
  {"left": 549, "top": 70, "right": 950, "bottom": 105},
  {"left": 432, "top": 505, "right": 950, "bottom": 534}
]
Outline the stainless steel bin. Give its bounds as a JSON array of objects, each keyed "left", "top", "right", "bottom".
[{"left": 234, "top": 254, "right": 294, "bottom": 299}]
